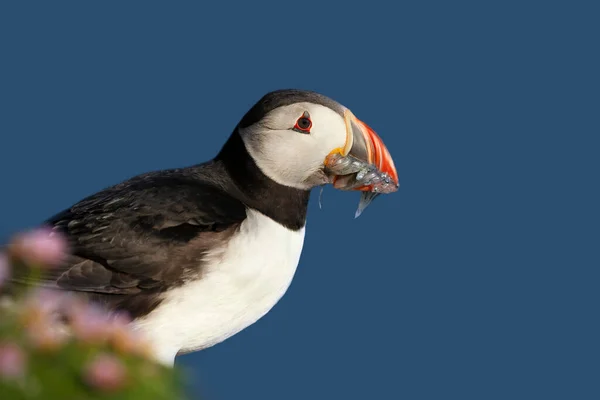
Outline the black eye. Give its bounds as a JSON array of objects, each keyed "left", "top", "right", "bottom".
[
  {"left": 297, "top": 117, "right": 311, "bottom": 129},
  {"left": 293, "top": 113, "right": 312, "bottom": 133}
]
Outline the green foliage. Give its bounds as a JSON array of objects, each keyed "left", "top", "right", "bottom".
[{"left": 0, "top": 231, "right": 188, "bottom": 400}]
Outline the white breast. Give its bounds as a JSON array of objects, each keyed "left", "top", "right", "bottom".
[{"left": 133, "top": 209, "right": 306, "bottom": 365}]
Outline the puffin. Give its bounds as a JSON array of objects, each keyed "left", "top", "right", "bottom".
[{"left": 6, "top": 89, "right": 399, "bottom": 366}]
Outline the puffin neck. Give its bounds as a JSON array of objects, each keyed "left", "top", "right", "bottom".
[{"left": 215, "top": 130, "right": 310, "bottom": 231}]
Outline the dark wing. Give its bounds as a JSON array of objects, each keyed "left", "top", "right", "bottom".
[{"left": 9, "top": 167, "right": 246, "bottom": 317}]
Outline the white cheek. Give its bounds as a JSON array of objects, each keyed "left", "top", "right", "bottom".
[
  {"left": 310, "top": 110, "right": 348, "bottom": 161},
  {"left": 243, "top": 129, "right": 315, "bottom": 188},
  {"left": 240, "top": 104, "right": 348, "bottom": 190}
]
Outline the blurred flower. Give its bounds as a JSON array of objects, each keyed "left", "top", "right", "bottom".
[
  {"left": 83, "top": 353, "right": 128, "bottom": 392},
  {"left": 109, "top": 310, "right": 133, "bottom": 327},
  {"left": 19, "top": 289, "right": 73, "bottom": 351},
  {"left": 27, "top": 325, "right": 69, "bottom": 352},
  {"left": 0, "top": 229, "right": 184, "bottom": 399},
  {"left": 72, "top": 306, "right": 152, "bottom": 358},
  {"left": 109, "top": 321, "right": 153, "bottom": 358},
  {"left": 20, "top": 288, "right": 66, "bottom": 327},
  {"left": 0, "top": 342, "right": 26, "bottom": 380},
  {"left": 69, "top": 302, "right": 112, "bottom": 344},
  {"left": 28, "top": 288, "right": 68, "bottom": 314},
  {"left": 8, "top": 227, "right": 68, "bottom": 267},
  {"left": 0, "top": 254, "right": 9, "bottom": 286}
]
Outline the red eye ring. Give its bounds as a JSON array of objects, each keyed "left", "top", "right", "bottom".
[{"left": 294, "top": 113, "right": 312, "bottom": 133}]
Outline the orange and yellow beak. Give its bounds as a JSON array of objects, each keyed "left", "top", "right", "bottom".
[{"left": 327, "top": 109, "right": 399, "bottom": 191}]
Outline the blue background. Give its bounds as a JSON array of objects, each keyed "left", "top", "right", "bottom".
[{"left": 1, "top": 1, "right": 598, "bottom": 399}]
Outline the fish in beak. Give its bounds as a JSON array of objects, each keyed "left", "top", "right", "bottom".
[{"left": 324, "top": 109, "right": 399, "bottom": 217}]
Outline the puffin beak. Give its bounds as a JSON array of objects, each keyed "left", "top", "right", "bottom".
[{"left": 327, "top": 109, "right": 399, "bottom": 191}]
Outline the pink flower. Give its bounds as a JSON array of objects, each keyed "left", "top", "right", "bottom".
[
  {"left": 26, "top": 288, "right": 68, "bottom": 314},
  {"left": 9, "top": 227, "right": 68, "bottom": 267},
  {"left": 20, "top": 288, "right": 69, "bottom": 328},
  {"left": 19, "top": 289, "right": 74, "bottom": 351},
  {"left": 69, "top": 302, "right": 112, "bottom": 343},
  {"left": 108, "top": 311, "right": 133, "bottom": 327},
  {"left": 0, "top": 254, "right": 9, "bottom": 286},
  {"left": 83, "top": 354, "right": 128, "bottom": 392},
  {"left": 27, "top": 325, "right": 68, "bottom": 352},
  {"left": 0, "top": 342, "right": 26, "bottom": 380},
  {"left": 110, "top": 315, "right": 151, "bottom": 358}
]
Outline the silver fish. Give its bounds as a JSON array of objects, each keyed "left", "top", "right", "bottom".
[{"left": 324, "top": 153, "right": 399, "bottom": 217}]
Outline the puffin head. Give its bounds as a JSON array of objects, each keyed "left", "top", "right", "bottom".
[{"left": 237, "top": 89, "right": 399, "bottom": 195}]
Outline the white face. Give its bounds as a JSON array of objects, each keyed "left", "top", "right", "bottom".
[{"left": 239, "top": 102, "right": 349, "bottom": 190}]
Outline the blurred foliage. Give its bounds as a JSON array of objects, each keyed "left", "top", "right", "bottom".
[{"left": 0, "top": 229, "right": 188, "bottom": 399}]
